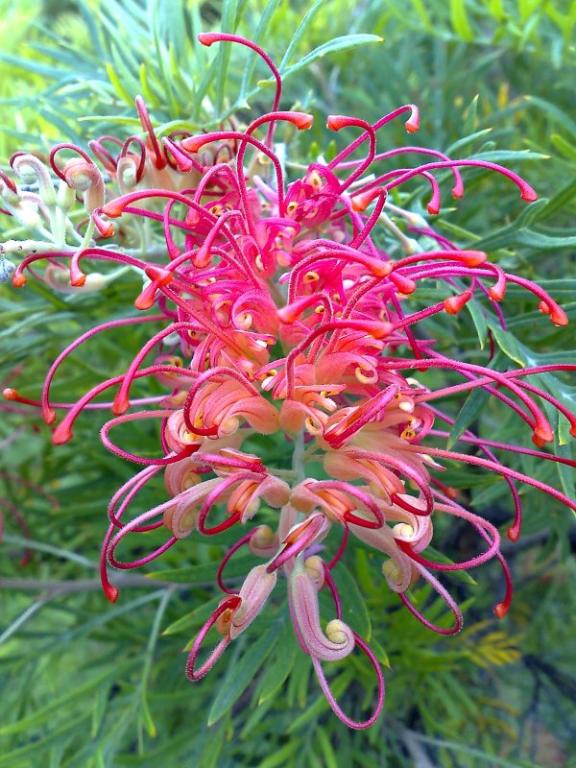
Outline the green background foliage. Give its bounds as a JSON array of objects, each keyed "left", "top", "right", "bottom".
[{"left": 1, "top": 1, "right": 575, "bottom": 766}]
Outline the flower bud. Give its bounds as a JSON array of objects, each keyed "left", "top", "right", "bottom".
[
  {"left": 304, "top": 555, "right": 325, "bottom": 587},
  {"left": 325, "top": 619, "right": 350, "bottom": 645}
]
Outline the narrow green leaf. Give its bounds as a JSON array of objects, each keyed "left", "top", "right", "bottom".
[
  {"left": 0, "top": 661, "right": 135, "bottom": 737},
  {"left": 486, "top": 0, "right": 505, "bottom": 20},
  {"left": 279, "top": 0, "right": 326, "bottom": 71},
  {"left": 534, "top": 176, "right": 576, "bottom": 220},
  {"left": 447, "top": 388, "right": 491, "bottom": 449},
  {"left": 258, "top": 741, "right": 300, "bottom": 768},
  {"left": 240, "top": 0, "right": 282, "bottom": 101},
  {"left": 550, "top": 133, "right": 576, "bottom": 162},
  {"left": 555, "top": 441, "right": 575, "bottom": 504},
  {"left": 207, "top": 619, "right": 282, "bottom": 725},
  {"left": 465, "top": 299, "right": 488, "bottom": 350},
  {"left": 0, "top": 713, "right": 89, "bottom": 768},
  {"left": 486, "top": 324, "right": 525, "bottom": 366},
  {"left": 408, "top": 0, "right": 432, "bottom": 29},
  {"left": 288, "top": 668, "right": 355, "bottom": 732},
  {"left": 0, "top": 601, "right": 45, "bottom": 646},
  {"left": 281, "top": 35, "right": 383, "bottom": 79},
  {"left": 198, "top": 721, "right": 226, "bottom": 768},
  {"left": 332, "top": 562, "right": 371, "bottom": 638},
  {"left": 515, "top": 229, "right": 576, "bottom": 249},
  {"left": 162, "top": 595, "right": 221, "bottom": 637},
  {"left": 316, "top": 727, "right": 339, "bottom": 768},
  {"left": 138, "top": 586, "right": 173, "bottom": 738},
  {"left": 105, "top": 62, "right": 133, "bottom": 105},
  {"left": 257, "top": 619, "right": 296, "bottom": 704},
  {"left": 446, "top": 128, "right": 493, "bottom": 156},
  {"left": 216, "top": 0, "right": 239, "bottom": 114},
  {"left": 522, "top": 96, "right": 576, "bottom": 137},
  {"left": 450, "top": 0, "right": 475, "bottom": 41},
  {"left": 149, "top": 552, "right": 254, "bottom": 583}
]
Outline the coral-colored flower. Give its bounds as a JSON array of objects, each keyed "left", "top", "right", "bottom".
[{"left": 3, "top": 32, "right": 575, "bottom": 729}]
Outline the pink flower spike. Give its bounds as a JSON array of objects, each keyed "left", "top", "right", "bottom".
[
  {"left": 163, "top": 477, "right": 223, "bottom": 539},
  {"left": 396, "top": 519, "right": 500, "bottom": 572},
  {"left": 9, "top": 41, "right": 574, "bottom": 730},
  {"left": 49, "top": 143, "right": 95, "bottom": 182},
  {"left": 49, "top": 363, "right": 197, "bottom": 444},
  {"left": 100, "top": 410, "right": 199, "bottom": 466}
]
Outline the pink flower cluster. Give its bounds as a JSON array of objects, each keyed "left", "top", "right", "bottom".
[{"left": 3, "top": 34, "right": 575, "bottom": 729}]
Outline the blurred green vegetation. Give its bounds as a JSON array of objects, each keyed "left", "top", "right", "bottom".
[{"left": 1, "top": 1, "right": 575, "bottom": 766}]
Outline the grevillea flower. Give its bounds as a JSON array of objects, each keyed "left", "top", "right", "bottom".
[{"left": 3, "top": 33, "right": 575, "bottom": 729}]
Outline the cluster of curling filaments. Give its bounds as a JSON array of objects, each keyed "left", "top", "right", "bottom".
[{"left": 2, "top": 33, "right": 575, "bottom": 729}]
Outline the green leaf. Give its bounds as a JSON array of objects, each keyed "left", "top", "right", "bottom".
[
  {"left": 447, "top": 387, "right": 491, "bottom": 449},
  {"left": 138, "top": 586, "right": 173, "bottom": 738},
  {"left": 556, "top": 446, "right": 575, "bottom": 509},
  {"left": 104, "top": 62, "right": 133, "bottom": 104},
  {"left": 0, "top": 661, "right": 136, "bottom": 737},
  {"left": 465, "top": 298, "right": 488, "bottom": 349},
  {"left": 488, "top": 324, "right": 531, "bottom": 366},
  {"left": 0, "top": 601, "right": 45, "bottom": 646},
  {"left": 281, "top": 35, "right": 383, "bottom": 79},
  {"left": 0, "top": 713, "right": 89, "bottom": 768},
  {"left": 149, "top": 552, "right": 255, "bottom": 584},
  {"left": 279, "top": 0, "right": 326, "bottom": 72},
  {"left": 515, "top": 229, "right": 576, "bottom": 249},
  {"left": 446, "top": 128, "right": 493, "bottom": 156},
  {"left": 450, "top": 0, "right": 475, "bottom": 41},
  {"left": 316, "top": 727, "right": 339, "bottom": 768},
  {"left": 408, "top": 0, "right": 432, "bottom": 30},
  {"left": 332, "top": 562, "right": 371, "bottom": 638},
  {"left": 550, "top": 133, "right": 576, "bottom": 162},
  {"left": 257, "top": 619, "right": 296, "bottom": 704},
  {"left": 288, "top": 668, "right": 355, "bottom": 732},
  {"left": 258, "top": 741, "right": 301, "bottom": 768},
  {"left": 522, "top": 95, "right": 576, "bottom": 137},
  {"left": 198, "top": 720, "right": 227, "bottom": 768},
  {"left": 240, "top": 0, "right": 282, "bottom": 102},
  {"left": 215, "top": 0, "right": 241, "bottom": 114},
  {"left": 535, "top": 176, "right": 576, "bottom": 221},
  {"left": 162, "top": 594, "right": 221, "bottom": 636},
  {"left": 207, "top": 618, "right": 282, "bottom": 725}
]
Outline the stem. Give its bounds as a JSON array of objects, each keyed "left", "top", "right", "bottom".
[{"left": 292, "top": 430, "right": 306, "bottom": 483}]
